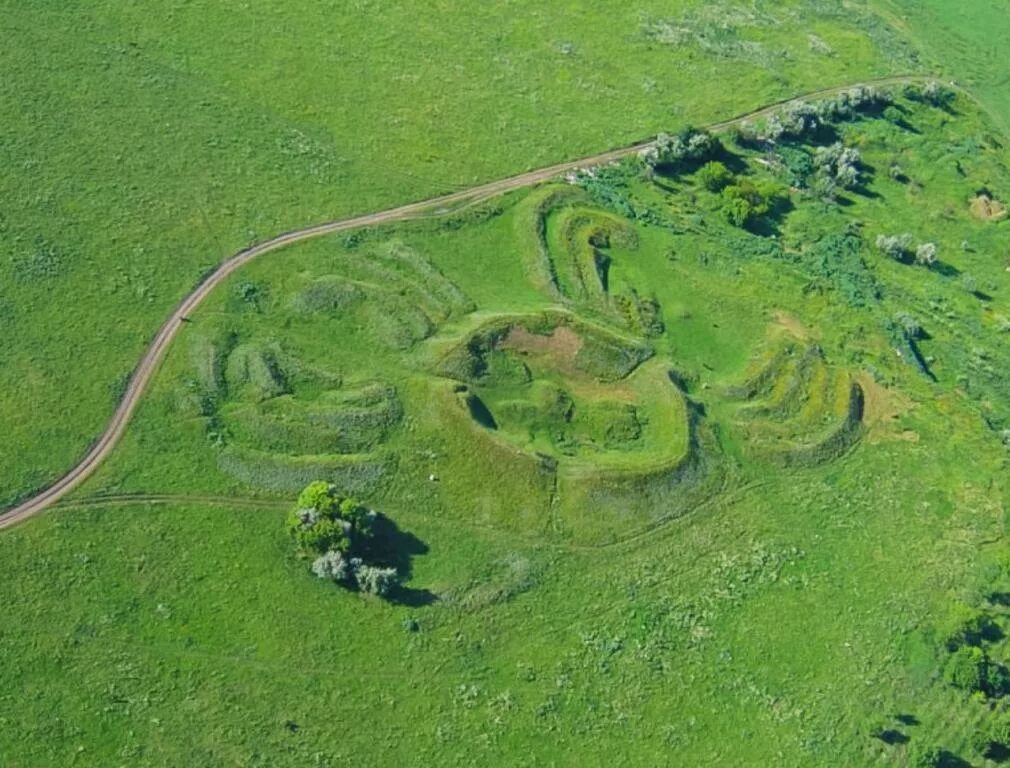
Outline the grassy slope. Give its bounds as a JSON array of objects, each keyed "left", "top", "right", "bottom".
[
  {"left": 0, "top": 0, "right": 916, "bottom": 507},
  {"left": 876, "top": 1, "right": 1010, "bottom": 134},
  {"left": 0, "top": 426, "right": 1002, "bottom": 766}
]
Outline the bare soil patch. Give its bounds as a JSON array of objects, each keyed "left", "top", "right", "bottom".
[
  {"left": 502, "top": 325, "right": 584, "bottom": 364},
  {"left": 970, "top": 194, "right": 1008, "bottom": 221}
]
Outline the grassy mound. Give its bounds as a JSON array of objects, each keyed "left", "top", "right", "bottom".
[
  {"left": 517, "top": 186, "right": 662, "bottom": 335},
  {"left": 289, "top": 241, "right": 474, "bottom": 350},
  {"left": 728, "top": 339, "right": 864, "bottom": 467},
  {"left": 434, "top": 310, "right": 653, "bottom": 385}
]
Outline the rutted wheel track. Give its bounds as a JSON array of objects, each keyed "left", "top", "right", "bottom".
[{"left": 0, "top": 75, "right": 943, "bottom": 531}]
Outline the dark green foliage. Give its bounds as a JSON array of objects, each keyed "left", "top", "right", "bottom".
[
  {"left": 804, "top": 228, "right": 881, "bottom": 308},
  {"left": 720, "top": 178, "right": 786, "bottom": 228},
  {"left": 11, "top": 236, "right": 67, "bottom": 284},
  {"left": 696, "top": 160, "right": 733, "bottom": 191},
  {"left": 775, "top": 145, "right": 815, "bottom": 188},
  {"left": 287, "top": 481, "right": 399, "bottom": 596},
  {"left": 575, "top": 164, "right": 638, "bottom": 219},
  {"left": 944, "top": 646, "right": 988, "bottom": 692}
]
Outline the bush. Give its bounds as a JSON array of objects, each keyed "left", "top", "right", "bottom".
[
  {"left": 640, "top": 128, "right": 719, "bottom": 170},
  {"left": 353, "top": 563, "right": 399, "bottom": 596},
  {"left": 721, "top": 178, "right": 786, "bottom": 228},
  {"left": 311, "top": 550, "right": 350, "bottom": 581},
  {"left": 814, "top": 143, "right": 861, "bottom": 192},
  {"left": 289, "top": 481, "right": 400, "bottom": 598},
  {"left": 944, "top": 645, "right": 989, "bottom": 692},
  {"left": 915, "top": 242, "right": 938, "bottom": 266},
  {"left": 875, "top": 233, "right": 914, "bottom": 262},
  {"left": 696, "top": 161, "right": 733, "bottom": 191},
  {"left": 922, "top": 80, "right": 956, "bottom": 108},
  {"left": 988, "top": 710, "right": 1010, "bottom": 748}
]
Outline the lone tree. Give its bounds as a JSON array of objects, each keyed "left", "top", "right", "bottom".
[
  {"left": 814, "top": 142, "right": 862, "bottom": 194},
  {"left": 288, "top": 481, "right": 399, "bottom": 597},
  {"left": 915, "top": 242, "right": 938, "bottom": 267}
]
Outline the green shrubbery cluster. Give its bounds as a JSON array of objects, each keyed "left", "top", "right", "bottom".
[
  {"left": 640, "top": 128, "right": 720, "bottom": 171},
  {"left": 287, "top": 481, "right": 399, "bottom": 597},
  {"left": 875, "top": 233, "right": 938, "bottom": 266},
  {"left": 720, "top": 177, "right": 786, "bottom": 228}
]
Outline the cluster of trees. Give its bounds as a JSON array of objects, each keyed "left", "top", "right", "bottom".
[
  {"left": 739, "top": 86, "right": 893, "bottom": 145},
  {"left": 875, "top": 234, "right": 938, "bottom": 266},
  {"left": 906, "top": 80, "right": 956, "bottom": 109},
  {"left": 689, "top": 160, "right": 785, "bottom": 229},
  {"left": 940, "top": 603, "right": 1010, "bottom": 697},
  {"left": 640, "top": 128, "right": 719, "bottom": 170},
  {"left": 287, "top": 481, "right": 399, "bottom": 597}
]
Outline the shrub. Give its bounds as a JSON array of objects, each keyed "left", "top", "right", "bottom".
[
  {"left": 988, "top": 710, "right": 1010, "bottom": 748},
  {"left": 883, "top": 105, "right": 903, "bottom": 125},
  {"left": 944, "top": 646, "right": 988, "bottom": 692},
  {"left": 311, "top": 550, "right": 350, "bottom": 582},
  {"left": 696, "top": 161, "right": 733, "bottom": 191},
  {"left": 922, "top": 80, "right": 956, "bottom": 108},
  {"left": 915, "top": 242, "right": 938, "bottom": 266},
  {"left": 640, "top": 128, "right": 719, "bottom": 170},
  {"left": 893, "top": 312, "right": 924, "bottom": 341},
  {"left": 721, "top": 178, "right": 786, "bottom": 228},
  {"left": 814, "top": 143, "right": 861, "bottom": 193},
  {"left": 353, "top": 563, "right": 399, "bottom": 596},
  {"left": 289, "top": 481, "right": 400, "bottom": 598},
  {"left": 875, "top": 233, "right": 913, "bottom": 262}
]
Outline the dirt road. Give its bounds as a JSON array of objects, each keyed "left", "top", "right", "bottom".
[{"left": 0, "top": 74, "right": 938, "bottom": 531}]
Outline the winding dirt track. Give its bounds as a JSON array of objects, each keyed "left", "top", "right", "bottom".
[{"left": 0, "top": 75, "right": 938, "bottom": 531}]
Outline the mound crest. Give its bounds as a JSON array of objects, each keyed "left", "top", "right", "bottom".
[
  {"left": 177, "top": 333, "right": 400, "bottom": 493},
  {"left": 288, "top": 240, "right": 474, "bottom": 349},
  {"left": 727, "top": 339, "right": 864, "bottom": 467},
  {"left": 430, "top": 311, "right": 721, "bottom": 545},
  {"left": 518, "top": 186, "right": 663, "bottom": 336}
]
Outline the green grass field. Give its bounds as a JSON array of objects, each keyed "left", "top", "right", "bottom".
[{"left": 9, "top": 4, "right": 1010, "bottom": 767}]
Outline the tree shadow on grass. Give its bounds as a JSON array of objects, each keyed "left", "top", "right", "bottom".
[
  {"left": 937, "top": 750, "right": 971, "bottom": 768},
  {"left": 931, "top": 261, "right": 962, "bottom": 279},
  {"left": 877, "top": 729, "right": 909, "bottom": 745},
  {"left": 984, "top": 743, "right": 1010, "bottom": 763},
  {"left": 362, "top": 514, "right": 437, "bottom": 606}
]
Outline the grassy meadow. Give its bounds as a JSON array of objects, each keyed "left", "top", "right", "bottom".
[{"left": 4, "top": 83, "right": 1010, "bottom": 766}]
